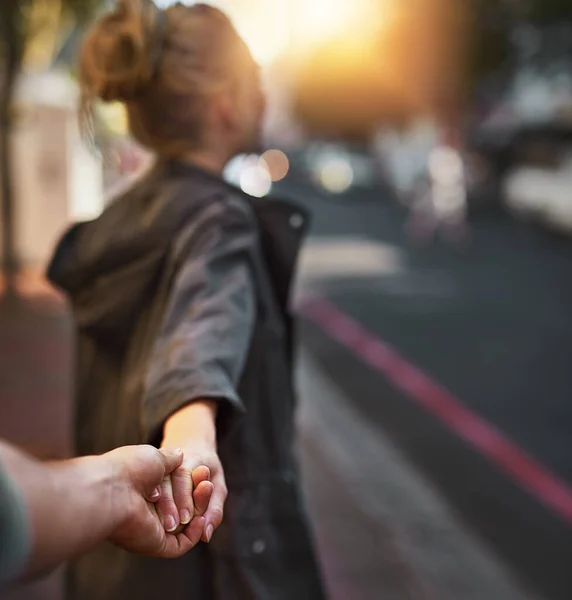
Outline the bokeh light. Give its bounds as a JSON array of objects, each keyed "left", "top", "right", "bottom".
[
  {"left": 293, "top": 0, "right": 380, "bottom": 50},
  {"left": 238, "top": 155, "right": 272, "bottom": 197},
  {"left": 297, "top": 0, "right": 354, "bottom": 44},
  {"left": 315, "top": 157, "right": 354, "bottom": 194},
  {"left": 260, "top": 149, "right": 290, "bottom": 182},
  {"left": 428, "top": 146, "right": 464, "bottom": 186}
]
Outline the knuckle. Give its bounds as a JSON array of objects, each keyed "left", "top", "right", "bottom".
[
  {"left": 173, "top": 474, "right": 192, "bottom": 490},
  {"left": 158, "top": 493, "right": 176, "bottom": 510},
  {"left": 210, "top": 506, "right": 224, "bottom": 524},
  {"left": 184, "top": 452, "right": 203, "bottom": 465},
  {"left": 174, "top": 463, "right": 192, "bottom": 477}
]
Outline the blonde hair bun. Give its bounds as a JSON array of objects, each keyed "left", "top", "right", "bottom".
[
  {"left": 79, "top": 0, "right": 163, "bottom": 103},
  {"left": 78, "top": 2, "right": 255, "bottom": 156}
]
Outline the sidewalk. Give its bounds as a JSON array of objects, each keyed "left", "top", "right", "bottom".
[
  {"left": 0, "top": 279, "right": 71, "bottom": 459},
  {"left": 0, "top": 279, "right": 71, "bottom": 600}
]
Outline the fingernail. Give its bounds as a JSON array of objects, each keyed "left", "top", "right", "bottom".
[
  {"left": 206, "top": 524, "right": 214, "bottom": 542},
  {"left": 180, "top": 509, "right": 191, "bottom": 525},
  {"left": 150, "top": 487, "right": 161, "bottom": 500},
  {"left": 165, "top": 515, "right": 177, "bottom": 532}
]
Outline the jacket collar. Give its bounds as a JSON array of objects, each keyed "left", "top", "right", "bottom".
[{"left": 157, "top": 159, "right": 310, "bottom": 312}]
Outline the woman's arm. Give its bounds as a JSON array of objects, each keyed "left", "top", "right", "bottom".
[
  {"left": 143, "top": 197, "right": 257, "bottom": 540},
  {"left": 161, "top": 400, "right": 224, "bottom": 541},
  {"left": 164, "top": 401, "right": 218, "bottom": 449}
]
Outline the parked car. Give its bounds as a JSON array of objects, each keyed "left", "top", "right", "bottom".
[{"left": 503, "top": 151, "right": 572, "bottom": 235}]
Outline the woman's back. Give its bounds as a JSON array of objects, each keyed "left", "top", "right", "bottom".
[
  {"left": 50, "top": 159, "right": 325, "bottom": 599},
  {"left": 48, "top": 0, "right": 326, "bottom": 597}
]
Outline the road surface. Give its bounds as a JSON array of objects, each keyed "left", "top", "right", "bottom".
[{"left": 280, "top": 176, "right": 572, "bottom": 600}]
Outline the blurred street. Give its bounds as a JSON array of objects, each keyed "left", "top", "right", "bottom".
[
  {"left": 2, "top": 179, "right": 572, "bottom": 600},
  {"left": 283, "top": 176, "right": 572, "bottom": 600}
]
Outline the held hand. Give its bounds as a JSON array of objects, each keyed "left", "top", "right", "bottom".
[
  {"left": 159, "top": 441, "right": 227, "bottom": 543},
  {"left": 103, "top": 445, "right": 213, "bottom": 558},
  {"left": 159, "top": 401, "right": 228, "bottom": 543}
]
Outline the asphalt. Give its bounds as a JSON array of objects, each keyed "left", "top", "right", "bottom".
[
  {"left": 297, "top": 349, "right": 538, "bottom": 600},
  {"left": 276, "top": 177, "right": 572, "bottom": 600}
]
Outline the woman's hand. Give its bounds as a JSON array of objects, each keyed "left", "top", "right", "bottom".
[
  {"left": 105, "top": 446, "right": 213, "bottom": 558},
  {"left": 158, "top": 401, "right": 227, "bottom": 543}
]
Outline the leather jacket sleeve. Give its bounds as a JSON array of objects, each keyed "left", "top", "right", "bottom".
[{"left": 142, "top": 197, "right": 257, "bottom": 443}]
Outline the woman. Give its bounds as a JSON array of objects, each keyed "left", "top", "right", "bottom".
[{"left": 48, "top": 1, "right": 326, "bottom": 599}]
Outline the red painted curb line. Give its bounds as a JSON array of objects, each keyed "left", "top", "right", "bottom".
[{"left": 299, "top": 296, "right": 572, "bottom": 527}]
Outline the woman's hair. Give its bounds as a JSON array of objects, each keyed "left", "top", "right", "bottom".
[{"left": 79, "top": 0, "right": 251, "bottom": 155}]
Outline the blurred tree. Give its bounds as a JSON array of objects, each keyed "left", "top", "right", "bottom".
[
  {"left": 468, "top": 0, "right": 572, "bottom": 91},
  {"left": 522, "top": 0, "right": 572, "bottom": 25},
  {"left": 467, "top": 1, "right": 513, "bottom": 84},
  {"left": 0, "top": 0, "right": 99, "bottom": 299}
]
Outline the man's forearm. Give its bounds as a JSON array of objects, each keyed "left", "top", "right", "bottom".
[{"left": 0, "top": 442, "right": 126, "bottom": 579}]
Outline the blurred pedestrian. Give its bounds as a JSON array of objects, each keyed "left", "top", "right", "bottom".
[
  {"left": 48, "top": 1, "right": 326, "bottom": 599},
  {"left": 405, "top": 121, "right": 471, "bottom": 245},
  {"left": 406, "top": 142, "right": 469, "bottom": 243},
  {"left": 0, "top": 441, "right": 212, "bottom": 589}
]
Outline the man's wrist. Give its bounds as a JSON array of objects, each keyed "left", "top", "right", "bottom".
[
  {"left": 16, "top": 454, "right": 129, "bottom": 577},
  {"left": 81, "top": 455, "right": 131, "bottom": 533}
]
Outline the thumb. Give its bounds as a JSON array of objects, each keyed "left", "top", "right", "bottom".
[{"left": 159, "top": 447, "right": 185, "bottom": 476}]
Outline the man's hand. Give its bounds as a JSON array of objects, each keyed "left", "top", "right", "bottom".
[
  {"left": 0, "top": 441, "right": 215, "bottom": 583},
  {"left": 104, "top": 445, "right": 214, "bottom": 558},
  {"left": 159, "top": 401, "right": 227, "bottom": 543}
]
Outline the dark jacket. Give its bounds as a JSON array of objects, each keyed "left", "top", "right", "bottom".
[{"left": 48, "top": 160, "right": 326, "bottom": 600}]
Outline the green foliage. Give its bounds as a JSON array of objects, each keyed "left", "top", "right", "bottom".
[
  {"left": 1, "top": 0, "right": 102, "bottom": 68},
  {"left": 522, "top": 0, "right": 572, "bottom": 25},
  {"left": 467, "top": 0, "right": 513, "bottom": 81},
  {"left": 470, "top": 0, "right": 572, "bottom": 73},
  {"left": 61, "top": 0, "right": 102, "bottom": 22}
]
